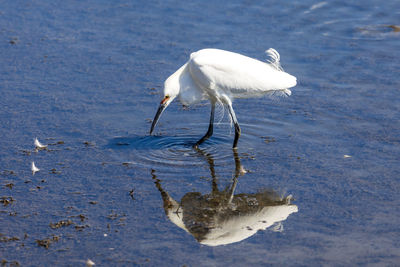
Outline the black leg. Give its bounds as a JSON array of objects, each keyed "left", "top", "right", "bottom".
[
  {"left": 227, "top": 103, "right": 241, "bottom": 149},
  {"left": 194, "top": 102, "right": 215, "bottom": 148},
  {"left": 193, "top": 146, "right": 219, "bottom": 194}
]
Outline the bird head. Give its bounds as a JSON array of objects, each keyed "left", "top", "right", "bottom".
[
  {"left": 150, "top": 63, "right": 185, "bottom": 135},
  {"left": 149, "top": 85, "right": 178, "bottom": 135}
]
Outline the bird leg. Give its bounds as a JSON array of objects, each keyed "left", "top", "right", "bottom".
[
  {"left": 194, "top": 102, "right": 215, "bottom": 148},
  {"left": 227, "top": 103, "right": 241, "bottom": 149}
]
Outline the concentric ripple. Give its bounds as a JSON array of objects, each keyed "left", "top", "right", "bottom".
[
  {"left": 107, "top": 114, "right": 292, "bottom": 170},
  {"left": 107, "top": 133, "right": 236, "bottom": 169}
]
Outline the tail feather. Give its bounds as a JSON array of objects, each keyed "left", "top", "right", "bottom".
[
  {"left": 265, "top": 48, "right": 283, "bottom": 71},
  {"left": 265, "top": 48, "right": 297, "bottom": 91},
  {"left": 264, "top": 88, "right": 292, "bottom": 99}
]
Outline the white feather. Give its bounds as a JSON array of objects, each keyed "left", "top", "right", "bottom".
[
  {"left": 34, "top": 137, "right": 47, "bottom": 149},
  {"left": 31, "top": 161, "right": 40, "bottom": 175},
  {"left": 265, "top": 48, "right": 283, "bottom": 71},
  {"left": 86, "top": 259, "right": 95, "bottom": 267}
]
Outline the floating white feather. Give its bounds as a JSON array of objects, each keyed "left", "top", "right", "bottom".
[
  {"left": 34, "top": 138, "right": 47, "bottom": 150},
  {"left": 31, "top": 161, "right": 40, "bottom": 175},
  {"left": 86, "top": 259, "right": 95, "bottom": 267}
]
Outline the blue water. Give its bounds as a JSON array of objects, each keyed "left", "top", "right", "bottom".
[{"left": 1, "top": 0, "right": 399, "bottom": 266}]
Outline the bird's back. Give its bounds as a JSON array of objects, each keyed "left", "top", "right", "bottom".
[{"left": 188, "top": 49, "right": 296, "bottom": 98}]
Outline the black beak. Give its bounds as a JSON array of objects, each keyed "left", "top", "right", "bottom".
[{"left": 150, "top": 103, "right": 166, "bottom": 135}]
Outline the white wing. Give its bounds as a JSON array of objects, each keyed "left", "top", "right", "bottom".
[{"left": 188, "top": 49, "right": 296, "bottom": 98}]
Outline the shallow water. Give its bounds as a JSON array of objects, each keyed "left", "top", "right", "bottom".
[{"left": 1, "top": 0, "right": 400, "bottom": 266}]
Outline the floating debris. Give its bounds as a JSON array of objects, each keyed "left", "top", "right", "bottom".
[
  {"left": 31, "top": 162, "right": 40, "bottom": 175},
  {"left": 49, "top": 220, "right": 73, "bottom": 229},
  {"left": 76, "top": 214, "right": 87, "bottom": 222},
  {"left": 1, "top": 170, "right": 15, "bottom": 176},
  {"left": 35, "top": 235, "right": 60, "bottom": 249},
  {"left": 86, "top": 259, "right": 95, "bottom": 267},
  {"left": 75, "top": 225, "right": 89, "bottom": 231},
  {"left": 0, "top": 235, "right": 20, "bottom": 242},
  {"left": 1, "top": 196, "right": 15, "bottom": 206},
  {"left": 34, "top": 138, "right": 47, "bottom": 150},
  {"left": 83, "top": 141, "right": 94, "bottom": 147},
  {"left": 357, "top": 24, "right": 400, "bottom": 37},
  {"left": 107, "top": 211, "right": 119, "bottom": 220},
  {"left": 49, "top": 168, "right": 61, "bottom": 174},
  {"left": 47, "top": 140, "right": 65, "bottom": 146},
  {"left": 9, "top": 37, "right": 18, "bottom": 45},
  {"left": 262, "top": 136, "right": 276, "bottom": 144},
  {"left": 5, "top": 183, "right": 14, "bottom": 189},
  {"left": 1, "top": 259, "right": 21, "bottom": 266},
  {"left": 129, "top": 189, "right": 135, "bottom": 200},
  {"left": 48, "top": 140, "right": 65, "bottom": 145},
  {"left": 20, "top": 149, "right": 32, "bottom": 156}
]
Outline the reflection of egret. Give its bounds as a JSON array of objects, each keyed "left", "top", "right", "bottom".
[
  {"left": 151, "top": 149, "right": 298, "bottom": 246},
  {"left": 149, "top": 48, "right": 297, "bottom": 148}
]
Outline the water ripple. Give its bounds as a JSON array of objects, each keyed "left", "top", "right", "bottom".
[
  {"left": 107, "top": 134, "right": 235, "bottom": 169},
  {"left": 106, "top": 115, "right": 291, "bottom": 169}
]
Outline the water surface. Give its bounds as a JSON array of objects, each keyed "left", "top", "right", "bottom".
[{"left": 1, "top": 0, "right": 399, "bottom": 266}]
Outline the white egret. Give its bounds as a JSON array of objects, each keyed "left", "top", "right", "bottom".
[{"left": 150, "top": 48, "right": 297, "bottom": 148}]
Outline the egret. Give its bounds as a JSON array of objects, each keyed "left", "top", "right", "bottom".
[{"left": 149, "top": 48, "right": 297, "bottom": 148}]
